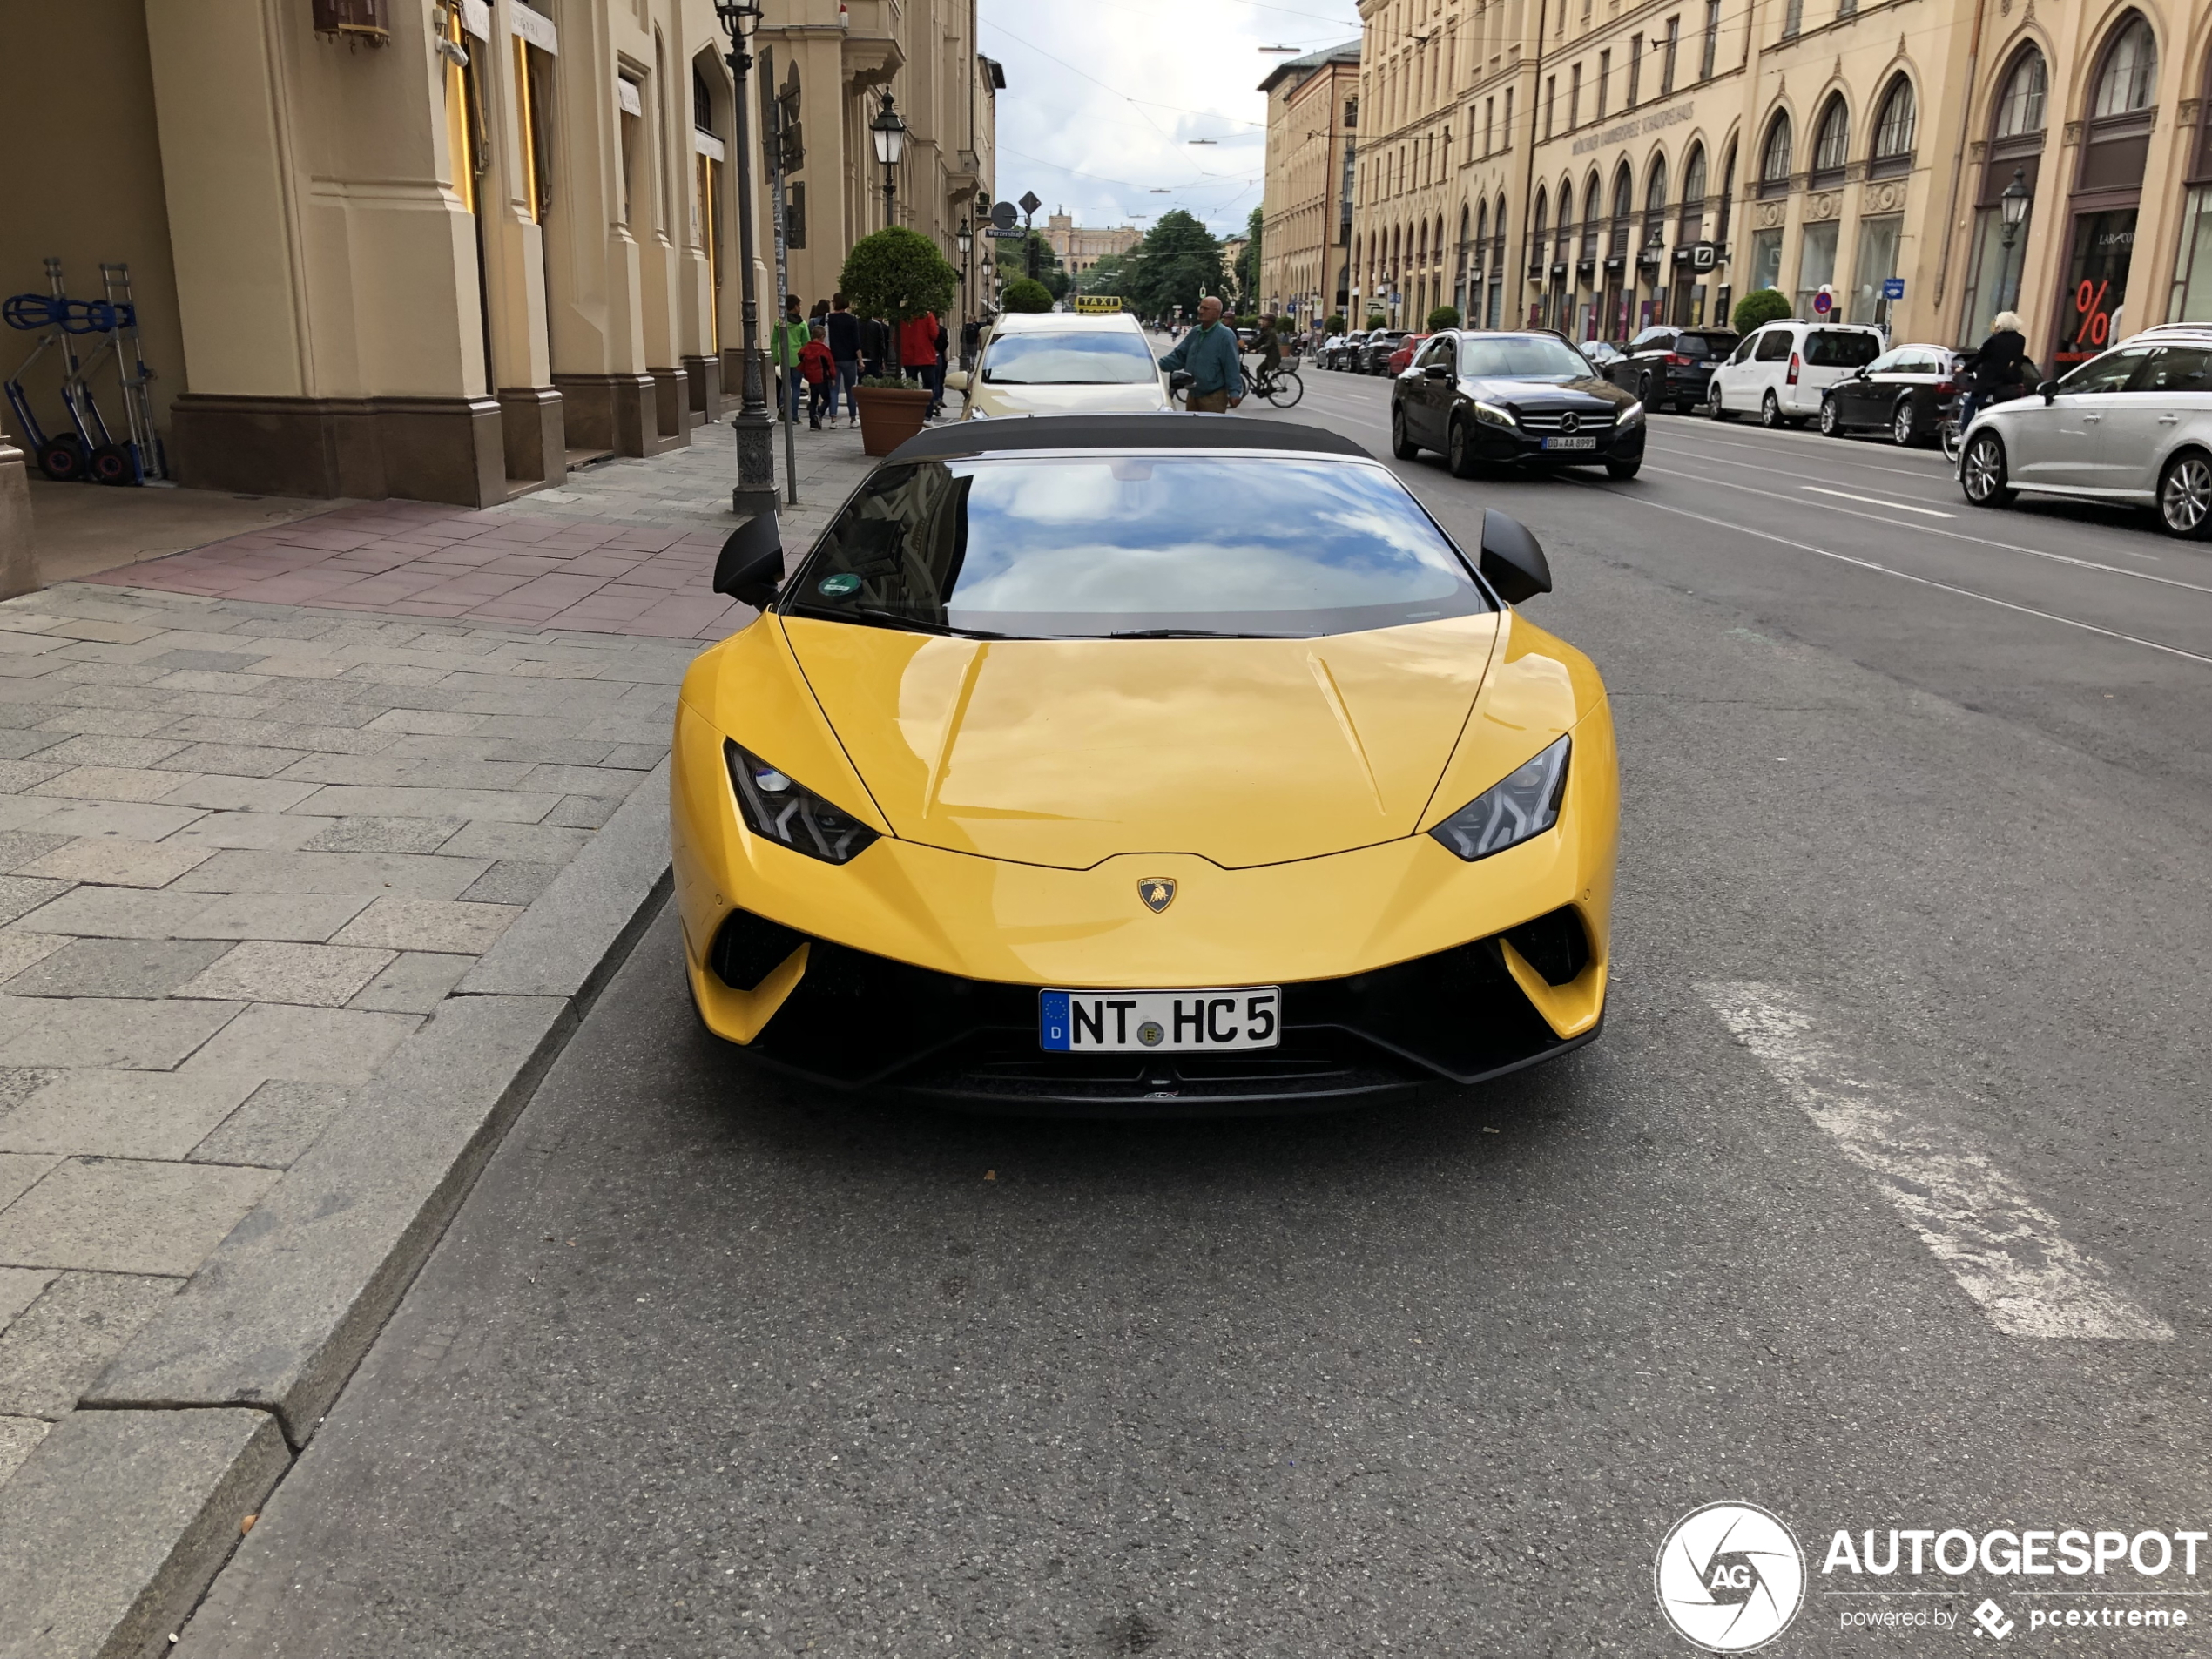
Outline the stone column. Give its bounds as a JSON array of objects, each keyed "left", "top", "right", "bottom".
[{"left": 0, "top": 437, "right": 37, "bottom": 603}]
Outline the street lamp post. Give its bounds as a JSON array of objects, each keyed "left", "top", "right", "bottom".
[
  {"left": 1999, "top": 165, "right": 2032, "bottom": 316},
  {"left": 712, "top": 0, "right": 776, "bottom": 520},
  {"left": 872, "top": 92, "right": 907, "bottom": 226}
]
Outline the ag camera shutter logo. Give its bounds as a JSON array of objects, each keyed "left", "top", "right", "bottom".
[{"left": 1656, "top": 1502, "right": 1807, "bottom": 1651}]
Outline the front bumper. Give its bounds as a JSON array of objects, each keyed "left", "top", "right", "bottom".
[
  {"left": 1462, "top": 417, "right": 1646, "bottom": 469},
  {"left": 671, "top": 700, "right": 1617, "bottom": 1111}
]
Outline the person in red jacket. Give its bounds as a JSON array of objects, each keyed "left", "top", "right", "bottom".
[
  {"left": 799, "top": 322, "right": 834, "bottom": 430},
  {"left": 896, "top": 310, "right": 948, "bottom": 417}
]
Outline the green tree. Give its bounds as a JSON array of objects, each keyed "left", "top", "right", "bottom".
[
  {"left": 1324, "top": 313, "right": 1345, "bottom": 334},
  {"left": 839, "top": 227, "right": 959, "bottom": 370},
  {"left": 1234, "top": 206, "right": 1263, "bottom": 307},
  {"left": 1001, "top": 277, "right": 1055, "bottom": 314},
  {"left": 1084, "top": 251, "right": 1133, "bottom": 294},
  {"left": 1123, "top": 210, "right": 1226, "bottom": 322},
  {"left": 1426, "top": 305, "right": 1461, "bottom": 330},
  {"left": 1733, "top": 287, "right": 1792, "bottom": 333}
]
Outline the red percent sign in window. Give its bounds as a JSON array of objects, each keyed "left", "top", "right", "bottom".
[{"left": 2072, "top": 278, "right": 2114, "bottom": 354}]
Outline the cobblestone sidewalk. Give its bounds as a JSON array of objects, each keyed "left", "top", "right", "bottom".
[{"left": 0, "top": 415, "right": 878, "bottom": 1491}]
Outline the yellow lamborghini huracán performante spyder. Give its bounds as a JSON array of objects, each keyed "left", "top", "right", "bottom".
[{"left": 671, "top": 414, "right": 1618, "bottom": 1109}]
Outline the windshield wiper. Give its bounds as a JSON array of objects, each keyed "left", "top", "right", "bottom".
[
  {"left": 1105, "top": 628, "right": 1279, "bottom": 639},
  {"left": 786, "top": 603, "right": 1028, "bottom": 640}
]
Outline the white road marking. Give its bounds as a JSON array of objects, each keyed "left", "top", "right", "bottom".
[
  {"left": 1803, "top": 484, "right": 1954, "bottom": 517},
  {"left": 1588, "top": 489, "right": 2212, "bottom": 665},
  {"left": 1699, "top": 982, "right": 2174, "bottom": 1341}
]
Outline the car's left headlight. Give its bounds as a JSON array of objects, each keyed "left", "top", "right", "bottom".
[
  {"left": 1617, "top": 400, "right": 1645, "bottom": 428},
  {"left": 725, "top": 739, "right": 880, "bottom": 864},
  {"left": 1429, "top": 735, "right": 1570, "bottom": 860}
]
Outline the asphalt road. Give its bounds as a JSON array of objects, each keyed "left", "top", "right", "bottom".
[{"left": 176, "top": 371, "right": 2212, "bottom": 1657}]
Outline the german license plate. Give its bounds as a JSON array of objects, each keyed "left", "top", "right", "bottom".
[
  {"left": 1542, "top": 435, "right": 1598, "bottom": 451},
  {"left": 1039, "top": 988, "right": 1280, "bottom": 1052}
]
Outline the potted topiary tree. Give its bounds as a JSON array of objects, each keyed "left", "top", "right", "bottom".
[
  {"left": 839, "top": 226, "right": 961, "bottom": 455},
  {"left": 1426, "top": 305, "right": 1461, "bottom": 330},
  {"left": 1000, "top": 277, "right": 1054, "bottom": 314},
  {"left": 1732, "top": 287, "right": 1792, "bottom": 334}
]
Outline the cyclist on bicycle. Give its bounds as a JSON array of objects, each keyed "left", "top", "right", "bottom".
[
  {"left": 1254, "top": 315, "right": 1285, "bottom": 383},
  {"left": 1956, "top": 311, "right": 2031, "bottom": 435}
]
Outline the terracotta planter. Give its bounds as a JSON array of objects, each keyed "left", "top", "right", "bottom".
[{"left": 854, "top": 386, "right": 933, "bottom": 457}]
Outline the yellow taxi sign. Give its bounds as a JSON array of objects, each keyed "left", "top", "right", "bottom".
[{"left": 1072, "top": 295, "right": 1124, "bottom": 314}]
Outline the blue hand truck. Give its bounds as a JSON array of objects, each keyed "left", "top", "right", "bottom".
[{"left": 3, "top": 258, "right": 168, "bottom": 486}]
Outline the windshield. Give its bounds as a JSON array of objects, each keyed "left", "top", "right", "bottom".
[
  {"left": 982, "top": 332, "right": 1160, "bottom": 386},
  {"left": 1675, "top": 333, "right": 1737, "bottom": 359},
  {"left": 1460, "top": 336, "right": 1597, "bottom": 379},
  {"left": 786, "top": 455, "right": 1492, "bottom": 639},
  {"left": 1805, "top": 330, "right": 1882, "bottom": 368}
]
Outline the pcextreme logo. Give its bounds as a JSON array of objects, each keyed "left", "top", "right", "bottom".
[{"left": 1656, "top": 1502, "right": 1808, "bottom": 1652}]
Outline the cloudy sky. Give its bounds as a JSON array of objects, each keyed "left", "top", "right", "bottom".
[{"left": 979, "top": 0, "right": 1364, "bottom": 239}]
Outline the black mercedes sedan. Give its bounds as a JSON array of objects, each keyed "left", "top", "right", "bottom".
[{"left": 1391, "top": 331, "right": 1646, "bottom": 480}]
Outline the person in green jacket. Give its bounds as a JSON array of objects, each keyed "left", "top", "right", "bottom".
[
  {"left": 773, "top": 296, "right": 810, "bottom": 425},
  {"left": 1158, "top": 295, "right": 1245, "bottom": 413}
]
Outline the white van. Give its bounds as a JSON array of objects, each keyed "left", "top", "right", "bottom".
[{"left": 1706, "top": 320, "right": 1885, "bottom": 428}]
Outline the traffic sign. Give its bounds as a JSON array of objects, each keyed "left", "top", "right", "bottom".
[
  {"left": 1018, "top": 190, "right": 1043, "bottom": 216},
  {"left": 990, "top": 200, "right": 1017, "bottom": 230},
  {"left": 984, "top": 226, "right": 1025, "bottom": 239},
  {"left": 1813, "top": 287, "right": 1834, "bottom": 314},
  {"left": 1882, "top": 277, "right": 1906, "bottom": 300}
]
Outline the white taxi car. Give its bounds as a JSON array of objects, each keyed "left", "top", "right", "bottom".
[{"left": 945, "top": 308, "right": 1170, "bottom": 421}]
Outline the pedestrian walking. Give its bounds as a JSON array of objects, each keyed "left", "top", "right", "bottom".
[
  {"left": 826, "top": 294, "right": 862, "bottom": 427},
  {"left": 1157, "top": 295, "right": 1245, "bottom": 413},
  {"left": 800, "top": 321, "right": 834, "bottom": 429},
  {"left": 960, "top": 316, "right": 981, "bottom": 373},
  {"left": 898, "top": 309, "right": 944, "bottom": 416},
  {"left": 773, "top": 295, "right": 809, "bottom": 425},
  {"left": 860, "top": 311, "right": 888, "bottom": 382}
]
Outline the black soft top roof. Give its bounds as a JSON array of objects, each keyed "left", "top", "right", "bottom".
[{"left": 886, "top": 413, "right": 1371, "bottom": 463}]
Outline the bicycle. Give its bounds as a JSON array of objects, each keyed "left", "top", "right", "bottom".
[{"left": 1247, "top": 361, "right": 1305, "bottom": 408}]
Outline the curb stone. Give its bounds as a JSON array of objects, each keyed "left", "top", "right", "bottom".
[
  {"left": 0, "top": 746, "right": 679, "bottom": 1658},
  {"left": 0, "top": 1408, "right": 288, "bottom": 1659}
]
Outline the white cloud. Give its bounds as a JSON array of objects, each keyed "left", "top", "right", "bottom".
[{"left": 981, "top": 0, "right": 1362, "bottom": 237}]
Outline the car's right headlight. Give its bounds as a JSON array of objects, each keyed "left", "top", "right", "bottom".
[
  {"left": 1429, "top": 735, "right": 1570, "bottom": 860},
  {"left": 1472, "top": 399, "right": 1518, "bottom": 429},
  {"left": 725, "top": 739, "right": 880, "bottom": 864}
]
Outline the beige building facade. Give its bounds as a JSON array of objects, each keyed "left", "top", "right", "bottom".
[
  {"left": 1258, "top": 40, "right": 1362, "bottom": 329},
  {"left": 1043, "top": 213, "right": 1141, "bottom": 277},
  {"left": 1, "top": 0, "right": 995, "bottom": 509},
  {"left": 1336, "top": 0, "right": 2212, "bottom": 368}
]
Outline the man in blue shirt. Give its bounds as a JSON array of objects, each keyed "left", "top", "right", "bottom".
[{"left": 1159, "top": 295, "right": 1245, "bottom": 413}]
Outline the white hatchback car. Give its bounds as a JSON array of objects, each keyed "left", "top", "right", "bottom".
[
  {"left": 1706, "top": 320, "right": 1886, "bottom": 428},
  {"left": 1957, "top": 327, "right": 2212, "bottom": 538},
  {"left": 942, "top": 310, "right": 1170, "bottom": 421}
]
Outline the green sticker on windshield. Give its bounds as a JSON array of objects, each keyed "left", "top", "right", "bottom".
[{"left": 817, "top": 573, "right": 862, "bottom": 598}]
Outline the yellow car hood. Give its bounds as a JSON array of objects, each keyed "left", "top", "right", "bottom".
[
  {"left": 779, "top": 613, "right": 1502, "bottom": 869},
  {"left": 966, "top": 381, "right": 1170, "bottom": 418}
]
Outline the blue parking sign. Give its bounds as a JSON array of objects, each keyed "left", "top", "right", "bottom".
[{"left": 1882, "top": 278, "right": 1906, "bottom": 300}]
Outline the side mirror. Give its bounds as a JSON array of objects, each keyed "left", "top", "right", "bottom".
[
  {"left": 2039, "top": 379, "right": 2059, "bottom": 403},
  {"left": 1423, "top": 362, "right": 1453, "bottom": 381},
  {"left": 713, "top": 513, "right": 786, "bottom": 608},
  {"left": 942, "top": 369, "right": 971, "bottom": 392},
  {"left": 1854, "top": 368, "right": 1871, "bottom": 380},
  {"left": 1479, "top": 509, "right": 1552, "bottom": 605}
]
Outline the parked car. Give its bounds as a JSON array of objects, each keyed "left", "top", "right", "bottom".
[
  {"left": 1579, "top": 340, "right": 1628, "bottom": 374},
  {"left": 1360, "top": 331, "right": 1413, "bottom": 374},
  {"left": 1606, "top": 325, "right": 1742, "bottom": 413},
  {"left": 1390, "top": 329, "right": 1646, "bottom": 480},
  {"left": 1817, "top": 343, "right": 1967, "bottom": 446},
  {"left": 1323, "top": 332, "right": 1366, "bottom": 370},
  {"left": 1707, "top": 320, "right": 1885, "bottom": 427},
  {"left": 1957, "top": 329, "right": 2212, "bottom": 538},
  {"left": 1386, "top": 334, "right": 1431, "bottom": 376}
]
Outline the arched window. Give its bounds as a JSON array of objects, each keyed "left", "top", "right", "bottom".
[
  {"left": 1679, "top": 143, "right": 1707, "bottom": 241},
  {"left": 1812, "top": 95, "right": 1850, "bottom": 175},
  {"left": 1613, "top": 165, "right": 1635, "bottom": 220},
  {"left": 1872, "top": 76, "right": 1916, "bottom": 160},
  {"left": 1993, "top": 49, "right": 2047, "bottom": 137},
  {"left": 1645, "top": 154, "right": 1669, "bottom": 218},
  {"left": 1760, "top": 111, "right": 1792, "bottom": 188},
  {"left": 2093, "top": 15, "right": 2157, "bottom": 118},
  {"left": 1581, "top": 172, "right": 1602, "bottom": 261}
]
